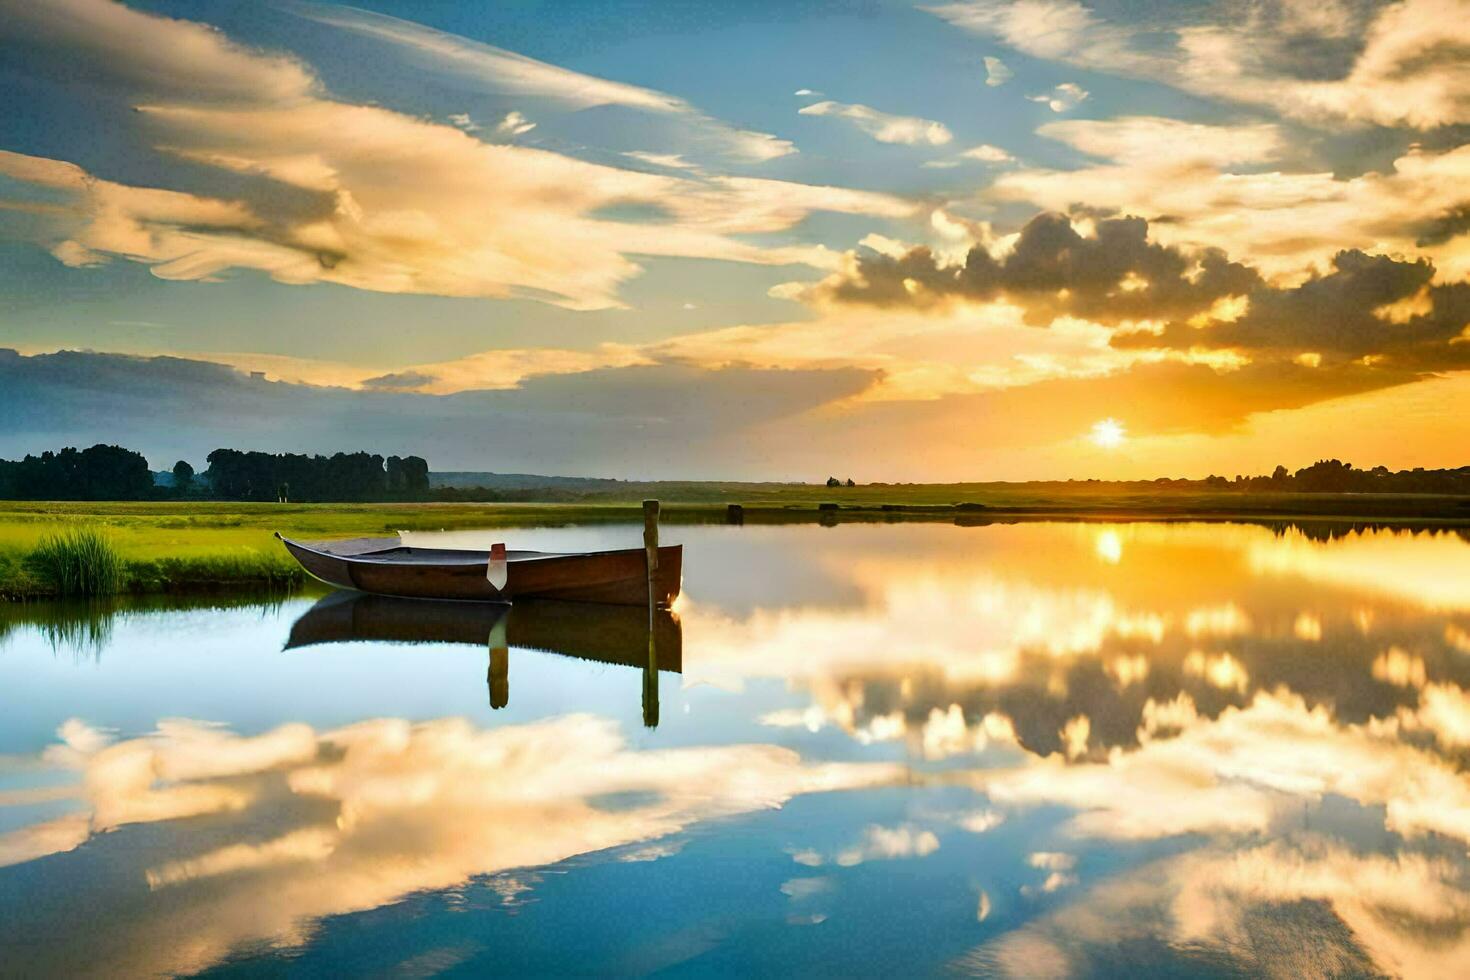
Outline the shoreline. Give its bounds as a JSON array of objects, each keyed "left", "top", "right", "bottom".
[{"left": 3, "top": 497, "right": 1467, "bottom": 600}]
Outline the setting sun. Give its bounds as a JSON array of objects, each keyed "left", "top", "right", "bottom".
[{"left": 1090, "top": 418, "right": 1127, "bottom": 449}]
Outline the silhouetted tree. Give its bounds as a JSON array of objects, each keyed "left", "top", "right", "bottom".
[
  {"left": 172, "top": 460, "right": 194, "bottom": 495},
  {"left": 1294, "top": 459, "right": 1358, "bottom": 492},
  {"left": 400, "top": 456, "right": 430, "bottom": 495}
]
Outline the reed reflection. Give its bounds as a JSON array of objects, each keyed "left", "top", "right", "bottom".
[{"left": 0, "top": 592, "right": 292, "bottom": 661}]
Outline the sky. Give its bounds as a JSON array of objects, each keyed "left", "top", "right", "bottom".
[{"left": 1, "top": 0, "right": 1468, "bottom": 479}]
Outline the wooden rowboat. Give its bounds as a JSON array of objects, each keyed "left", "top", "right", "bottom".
[{"left": 275, "top": 533, "right": 682, "bottom": 606}]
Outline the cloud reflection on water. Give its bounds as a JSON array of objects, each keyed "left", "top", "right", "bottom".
[
  {"left": 679, "top": 524, "right": 1470, "bottom": 761},
  {"left": 2, "top": 520, "right": 1470, "bottom": 976},
  {"left": 0, "top": 714, "right": 900, "bottom": 977},
  {"left": 673, "top": 521, "right": 1470, "bottom": 974}
]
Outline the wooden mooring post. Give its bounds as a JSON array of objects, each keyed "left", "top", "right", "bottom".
[
  {"left": 643, "top": 499, "right": 660, "bottom": 619},
  {"left": 643, "top": 499, "right": 661, "bottom": 728}
]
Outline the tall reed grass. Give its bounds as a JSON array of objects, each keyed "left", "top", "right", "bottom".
[{"left": 25, "top": 527, "right": 125, "bottom": 597}]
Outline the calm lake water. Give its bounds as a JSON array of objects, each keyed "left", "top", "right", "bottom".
[{"left": 3, "top": 520, "right": 1470, "bottom": 978}]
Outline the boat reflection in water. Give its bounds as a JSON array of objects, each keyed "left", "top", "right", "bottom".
[{"left": 285, "top": 592, "right": 682, "bottom": 726}]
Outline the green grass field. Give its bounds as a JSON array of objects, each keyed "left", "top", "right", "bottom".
[
  {"left": 2, "top": 488, "right": 1468, "bottom": 598},
  {"left": 0, "top": 502, "right": 649, "bottom": 599}
]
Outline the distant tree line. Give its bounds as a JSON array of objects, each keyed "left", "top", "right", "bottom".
[
  {"left": 430, "top": 485, "right": 600, "bottom": 503},
  {"left": 0, "top": 445, "right": 154, "bottom": 500},
  {"left": 439, "top": 460, "right": 1470, "bottom": 502},
  {"left": 4, "top": 447, "right": 1470, "bottom": 501},
  {"left": 203, "top": 450, "right": 429, "bottom": 502},
  {"left": 977, "top": 459, "right": 1470, "bottom": 495},
  {"left": 1174, "top": 459, "right": 1470, "bottom": 495},
  {"left": 0, "top": 445, "right": 430, "bottom": 501}
]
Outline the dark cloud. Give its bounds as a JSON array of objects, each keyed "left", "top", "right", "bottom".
[
  {"left": 816, "top": 211, "right": 1261, "bottom": 326},
  {"left": 812, "top": 213, "right": 1470, "bottom": 375},
  {"left": 0, "top": 349, "right": 877, "bottom": 477},
  {"left": 1115, "top": 250, "right": 1470, "bottom": 369},
  {"left": 1413, "top": 203, "right": 1470, "bottom": 247},
  {"left": 361, "top": 370, "right": 434, "bottom": 390}
]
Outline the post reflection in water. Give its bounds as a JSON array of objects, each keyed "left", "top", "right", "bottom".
[
  {"left": 489, "top": 645, "right": 509, "bottom": 710},
  {"left": 643, "top": 636, "right": 660, "bottom": 730},
  {"left": 2, "top": 521, "right": 1470, "bottom": 977}
]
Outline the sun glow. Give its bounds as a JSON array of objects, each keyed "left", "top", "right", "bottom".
[
  {"left": 1090, "top": 417, "right": 1127, "bottom": 448},
  {"left": 1095, "top": 529, "right": 1123, "bottom": 564}
]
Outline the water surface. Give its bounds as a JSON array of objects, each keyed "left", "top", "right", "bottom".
[{"left": 3, "top": 520, "right": 1470, "bottom": 977}]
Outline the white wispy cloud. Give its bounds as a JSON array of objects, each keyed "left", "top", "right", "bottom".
[
  {"left": 983, "top": 55, "right": 1013, "bottom": 86},
  {"left": 722, "top": 129, "right": 798, "bottom": 162},
  {"left": 623, "top": 151, "right": 699, "bottom": 170},
  {"left": 294, "top": 3, "right": 685, "bottom": 112},
  {"left": 494, "top": 110, "right": 536, "bottom": 136},
  {"left": 287, "top": 2, "right": 795, "bottom": 160},
  {"left": 798, "top": 100, "right": 953, "bottom": 145},
  {"left": 961, "top": 143, "right": 1014, "bottom": 163},
  {"left": 1027, "top": 81, "right": 1089, "bottom": 112},
  {"left": 1038, "top": 116, "right": 1282, "bottom": 166}
]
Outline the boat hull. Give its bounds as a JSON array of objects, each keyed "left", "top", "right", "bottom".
[{"left": 277, "top": 535, "right": 682, "bottom": 606}]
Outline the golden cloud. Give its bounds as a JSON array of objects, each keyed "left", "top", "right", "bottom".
[
  {"left": 928, "top": 0, "right": 1470, "bottom": 130},
  {"left": 0, "top": 0, "right": 912, "bottom": 310}
]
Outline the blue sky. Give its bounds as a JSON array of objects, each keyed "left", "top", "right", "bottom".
[{"left": 1, "top": 0, "right": 1467, "bottom": 477}]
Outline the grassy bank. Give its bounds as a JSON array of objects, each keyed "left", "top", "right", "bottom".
[
  {"left": 0, "top": 502, "right": 668, "bottom": 599},
  {"left": 2, "top": 491, "right": 1468, "bottom": 599},
  {"left": 0, "top": 526, "right": 304, "bottom": 600}
]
